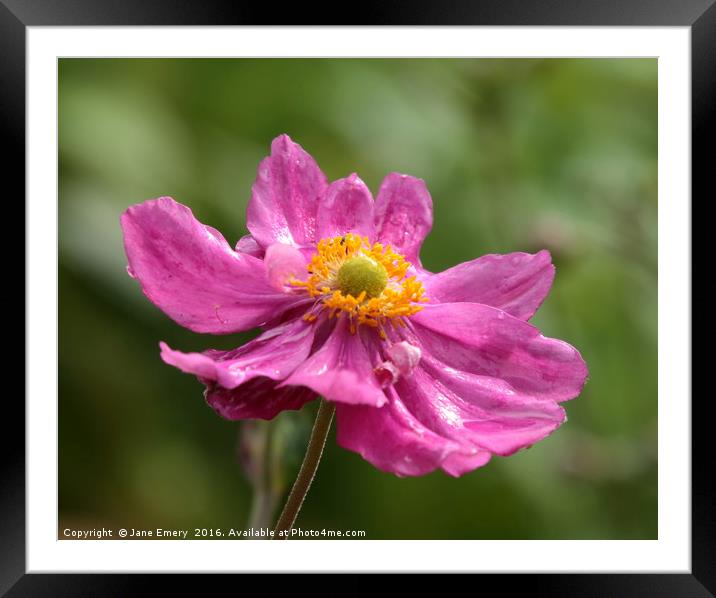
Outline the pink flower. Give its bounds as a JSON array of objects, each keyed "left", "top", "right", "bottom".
[{"left": 120, "top": 134, "right": 588, "bottom": 477}]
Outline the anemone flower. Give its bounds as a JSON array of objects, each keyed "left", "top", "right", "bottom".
[{"left": 121, "top": 134, "right": 588, "bottom": 534}]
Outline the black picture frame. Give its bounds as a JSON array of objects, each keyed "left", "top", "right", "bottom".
[{"left": 9, "top": 0, "right": 706, "bottom": 592}]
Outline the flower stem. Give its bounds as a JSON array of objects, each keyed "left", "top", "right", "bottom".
[{"left": 272, "top": 399, "right": 335, "bottom": 539}]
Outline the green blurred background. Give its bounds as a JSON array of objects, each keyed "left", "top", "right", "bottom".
[{"left": 59, "top": 58, "right": 657, "bottom": 540}]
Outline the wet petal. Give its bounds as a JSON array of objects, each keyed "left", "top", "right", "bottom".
[
  {"left": 335, "top": 387, "right": 491, "bottom": 477},
  {"left": 281, "top": 319, "right": 387, "bottom": 407},
  {"left": 421, "top": 250, "right": 555, "bottom": 320},
  {"left": 159, "top": 318, "right": 315, "bottom": 389},
  {"left": 121, "top": 196, "right": 309, "bottom": 334},
  {"left": 374, "top": 173, "right": 433, "bottom": 265},
  {"left": 247, "top": 134, "right": 328, "bottom": 249},
  {"left": 409, "top": 302, "right": 588, "bottom": 403},
  {"left": 393, "top": 354, "right": 567, "bottom": 457},
  {"left": 316, "top": 174, "right": 375, "bottom": 240}
]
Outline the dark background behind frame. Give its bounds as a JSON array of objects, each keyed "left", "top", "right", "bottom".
[{"left": 7, "top": 0, "right": 707, "bottom": 593}]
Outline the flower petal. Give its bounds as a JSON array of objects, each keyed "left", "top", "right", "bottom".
[
  {"left": 205, "top": 378, "right": 315, "bottom": 421},
  {"left": 264, "top": 243, "right": 308, "bottom": 290},
  {"left": 421, "top": 250, "right": 555, "bottom": 320},
  {"left": 393, "top": 354, "right": 567, "bottom": 457},
  {"left": 281, "top": 319, "right": 387, "bottom": 407},
  {"left": 385, "top": 341, "right": 421, "bottom": 376},
  {"left": 159, "top": 317, "right": 315, "bottom": 389},
  {"left": 337, "top": 303, "right": 574, "bottom": 475},
  {"left": 316, "top": 174, "right": 375, "bottom": 240},
  {"left": 235, "top": 234, "right": 264, "bottom": 258},
  {"left": 440, "top": 451, "right": 494, "bottom": 477},
  {"left": 374, "top": 173, "right": 433, "bottom": 265},
  {"left": 409, "top": 303, "right": 588, "bottom": 403},
  {"left": 374, "top": 341, "right": 421, "bottom": 388},
  {"left": 246, "top": 134, "right": 328, "bottom": 249},
  {"left": 121, "top": 197, "right": 309, "bottom": 334},
  {"left": 335, "top": 388, "right": 491, "bottom": 477}
]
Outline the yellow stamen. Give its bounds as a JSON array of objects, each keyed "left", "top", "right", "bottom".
[{"left": 291, "top": 233, "right": 427, "bottom": 333}]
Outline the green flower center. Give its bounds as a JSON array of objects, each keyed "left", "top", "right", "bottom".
[{"left": 337, "top": 255, "right": 389, "bottom": 299}]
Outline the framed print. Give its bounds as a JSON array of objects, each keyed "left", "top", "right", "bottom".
[{"left": 10, "top": 0, "right": 707, "bottom": 592}]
